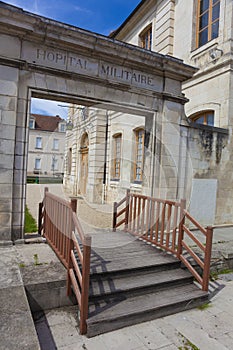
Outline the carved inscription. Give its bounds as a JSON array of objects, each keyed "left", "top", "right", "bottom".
[
  {"left": 35, "top": 48, "right": 155, "bottom": 89},
  {"left": 37, "top": 49, "right": 89, "bottom": 70},
  {"left": 100, "top": 64, "right": 154, "bottom": 86}
]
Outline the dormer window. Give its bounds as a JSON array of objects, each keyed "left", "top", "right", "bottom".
[
  {"left": 29, "top": 118, "right": 35, "bottom": 129},
  {"left": 139, "top": 24, "right": 152, "bottom": 51},
  {"left": 59, "top": 123, "right": 66, "bottom": 132}
]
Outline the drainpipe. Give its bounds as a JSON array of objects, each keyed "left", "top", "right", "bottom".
[{"left": 102, "top": 110, "right": 109, "bottom": 203}]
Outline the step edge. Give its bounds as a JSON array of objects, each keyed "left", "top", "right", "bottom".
[
  {"left": 89, "top": 276, "right": 194, "bottom": 299},
  {"left": 87, "top": 290, "right": 208, "bottom": 324}
]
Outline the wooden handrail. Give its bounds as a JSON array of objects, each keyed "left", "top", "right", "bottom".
[
  {"left": 38, "top": 188, "right": 92, "bottom": 334},
  {"left": 113, "top": 190, "right": 213, "bottom": 292}
]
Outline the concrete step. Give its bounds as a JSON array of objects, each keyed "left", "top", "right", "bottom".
[
  {"left": 86, "top": 283, "right": 208, "bottom": 337},
  {"left": 89, "top": 268, "right": 193, "bottom": 299}
]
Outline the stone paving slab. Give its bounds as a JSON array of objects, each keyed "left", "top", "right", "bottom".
[
  {"left": 40, "top": 279, "right": 233, "bottom": 350},
  {"left": 0, "top": 246, "right": 40, "bottom": 350}
]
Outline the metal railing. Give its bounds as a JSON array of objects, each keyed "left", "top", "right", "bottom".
[
  {"left": 38, "top": 188, "right": 91, "bottom": 334},
  {"left": 113, "top": 190, "right": 213, "bottom": 292}
]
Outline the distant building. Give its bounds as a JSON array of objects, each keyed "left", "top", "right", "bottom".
[{"left": 27, "top": 114, "right": 66, "bottom": 177}]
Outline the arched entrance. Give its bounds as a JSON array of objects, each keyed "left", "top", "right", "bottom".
[
  {"left": 0, "top": 3, "right": 194, "bottom": 241},
  {"left": 79, "top": 133, "right": 89, "bottom": 196}
]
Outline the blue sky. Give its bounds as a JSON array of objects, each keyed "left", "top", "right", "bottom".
[
  {"left": 4, "top": 0, "right": 141, "bottom": 117},
  {"left": 4, "top": 0, "right": 140, "bottom": 36}
]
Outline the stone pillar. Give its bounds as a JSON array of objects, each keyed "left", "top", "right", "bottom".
[
  {"left": 0, "top": 65, "right": 19, "bottom": 242},
  {"left": 144, "top": 99, "right": 189, "bottom": 201},
  {"left": 86, "top": 110, "right": 108, "bottom": 203},
  {"left": 11, "top": 70, "right": 30, "bottom": 242}
]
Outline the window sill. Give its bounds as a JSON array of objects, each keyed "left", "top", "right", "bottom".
[
  {"left": 190, "top": 39, "right": 218, "bottom": 59},
  {"left": 130, "top": 182, "right": 142, "bottom": 189}
]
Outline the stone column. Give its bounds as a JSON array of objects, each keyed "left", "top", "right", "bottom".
[{"left": 0, "top": 65, "right": 19, "bottom": 242}]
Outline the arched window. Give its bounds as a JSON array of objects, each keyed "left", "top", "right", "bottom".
[
  {"left": 112, "top": 133, "right": 122, "bottom": 180},
  {"left": 139, "top": 24, "right": 152, "bottom": 51},
  {"left": 196, "top": 0, "right": 220, "bottom": 48},
  {"left": 134, "top": 129, "right": 144, "bottom": 182},
  {"left": 80, "top": 132, "right": 89, "bottom": 149},
  {"left": 190, "top": 110, "right": 214, "bottom": 126}
]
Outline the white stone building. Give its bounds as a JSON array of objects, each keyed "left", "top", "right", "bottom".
[
  {"left": 64, "top": 0, "right": 233, "bottom": 226},
  {"left": 27, "top": 114, "right": 66, "bottom": 177}
]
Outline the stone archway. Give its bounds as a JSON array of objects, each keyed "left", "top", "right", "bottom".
[{"left": 0, "top": 3, "right": 195, "bottom": 242}]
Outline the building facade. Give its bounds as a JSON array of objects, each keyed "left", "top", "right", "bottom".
[
  {"left": 64, "top": 0, "right": 233, "bottom": 226},
  {"left": 27, "top": 114, "right": 66, "bottom": 177}
]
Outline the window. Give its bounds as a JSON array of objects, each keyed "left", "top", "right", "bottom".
[
  {"left": 29, "top": 119, "right": 34, "bottom": 129},
  {"left": 139, "top": 25, "right": 152, "bottom": 50},
  {"left": 51, "top": 157, "right": 58, "bottom": 172},
  {"left": 134, "top": 129, "right": 144, "bottom": 182},
  {"left": 196, "top": 0, "right": 220, "bottom": 48},
  {"left": 35, "top": 158, "right": 41, "bottom": 170},
  {"left": 190, "top": 110, "right": 214, "bottom": 126},
  {"left": 112, "top": 134, "right": 122, "bottom": 180},
  {"left": 60, "top": 123, "right": 66, "bottom": 132},
  {"left": 35, "top": 137, "right": 42, "bottom": 149},
  {"left": 53, "top": 139, "right": 59, "bottom": 150}
]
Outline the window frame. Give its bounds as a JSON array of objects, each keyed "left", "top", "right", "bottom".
[
  {"left": 133, "top": 128, "right": 145, "bottom": 183},
  {"left": 196, "top": 0, "right": 220, "bottom": 48},
  {"left": 111, "top": 133, "right": 122, "bottom": 181},
  {"left": 51, "top": 156, "right": 58, "bottom": 171},
  {"left": 35, "top": 136, "right": 42, "bottom": 149},
  {"left": 35, "top": 158, "right": 41, "bottom": 170},
  {"left": 139, "top": 24, "right": 152, "bottom": 51},
  {"left": 53, "top": 138, "right": 59, "bottom": 150},
  {"left": 29, "top": 119, "right": 35, "bottom": 129},
  {"left": 190, "top": 110, "right": 214, "bottom": 126}
]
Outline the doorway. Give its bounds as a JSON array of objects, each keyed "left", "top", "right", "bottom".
[{"left": 79, "top": 133, "right": 89, "bottom": 196}]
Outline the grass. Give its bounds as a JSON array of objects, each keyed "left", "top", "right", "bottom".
[
  {"left": 197, "top": 302, "right": 212, "bottom": 311},
  {"left": 24, "top": 205, "right": 38, "bottom": 233},
  {"left": 210, "top": 268, "right": 233, "bottom": 281},
  {"left": 178, "top": 334, "right": 200, "bottom": 350}
]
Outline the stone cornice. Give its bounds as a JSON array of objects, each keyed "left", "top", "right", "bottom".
[{"left": 0, "top": 1, "right": 196, "bottom": 82}]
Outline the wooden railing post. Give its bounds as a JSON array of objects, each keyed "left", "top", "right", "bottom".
[
  {"left": 113, "top": 201, "right": 117, "bottom": 232},
  {"left": 202, "top": 226, "right": 213, "bottom": 291},
  {"left": 124, "top": 189, "right": 130, "bottom": 231},
  {"left": 38, "top": 202, "right": 43, "bottom": 235},
  {"left": 177, "top": 199, "right": 186, "bottom": 258},
  {"left": 67, "top": 199, "right": 77, "bottom": 296},
  {"left": 43, "top": 187, "right": 49, "bottom": 235},
  {"left": 80, "top": 235, "right": 92, "bottom": 335}
]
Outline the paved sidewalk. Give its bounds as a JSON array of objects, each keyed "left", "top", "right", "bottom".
[{"left": 39, "top": 276, "right": 233, "bottom": 350}]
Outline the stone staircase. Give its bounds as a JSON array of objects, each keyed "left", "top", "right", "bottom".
[{"left": 85, "top": 233, "right": 209, "bottom": 337}]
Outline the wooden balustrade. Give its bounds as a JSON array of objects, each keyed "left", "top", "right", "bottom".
[
  {"left": 113, "top": 190, "right": 213, "bottom": 292},
  {"left": 38, "top": 188, "right": 91, "bottom": 334}
]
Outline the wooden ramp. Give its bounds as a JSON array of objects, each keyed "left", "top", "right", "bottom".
[
  {"left": 85, "top": 231, "right": 208, "bottom": 337},
  {"left": 39, "top": 189, "right": 212, "bottom": 337}
]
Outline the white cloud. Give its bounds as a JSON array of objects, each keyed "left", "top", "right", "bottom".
[
  {"left": 31, "top": 98, "right": 69, "bottom": 120},
  {"left": 5, "top": 0, "right": 49, "bottom": 18},
  {"left": 74, "top": 6, "right": 92, "bottom": 14}
]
